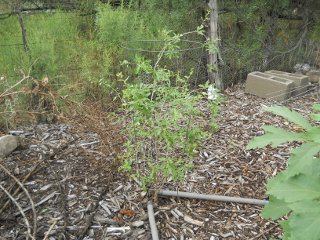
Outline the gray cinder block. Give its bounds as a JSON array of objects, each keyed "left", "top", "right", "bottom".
[
  {"left": 306, "top": 70, "right": 320, "bottom": 83},
  {"left": 245, "top": 72, "right": 294, "bottom": 101},
  {"left": 265, "top": 70, "right": 310, "bottom": 96}
]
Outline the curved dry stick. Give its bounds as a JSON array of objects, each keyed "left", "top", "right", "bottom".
[
  {"left": 0, "top": 163, "right": 37, "bottom": 239},
  {"left": 0, "top": 74, "right": 30, "bottom": 98},
  {"left": 43, "top": 220, "right": 58, "bottom": 240},
  {"left": 250, "top": 224, "right": 278, "bottom": 240},
  {"left": 0, "top": 183, "right": 34, "bottom": 240}
]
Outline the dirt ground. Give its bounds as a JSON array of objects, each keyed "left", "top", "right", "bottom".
[{"left": 0, "top": 84, "right": 318, "bottom": 240}]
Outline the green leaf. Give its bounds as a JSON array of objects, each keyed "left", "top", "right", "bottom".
[
  {"left": 303, "top": 158, "right": 320, "bottom": 177},
  {"left": 262, "top": 195, "right": 291, "bottom": 220},
  {"left": 246, "top": 126, "right": 306, "bottom": 149},
  {"left": 268, "top": 174, "right": 320, "bottom": 203},
  {"left": 263, "top": 106, "right": 313, "bottom": 131},
  {"left": 291, "top": 200, "right": 320, "bottom": 213},
  {"left": 285, "top": 142, "right": 320, "bottom": 178},
  {"left": 267, "top": 171, "right": 286, "bottom": 189},
  {"left": 313, "top": 104, "right": 320, "bottom": 111},
  {"left": 279, "top": 220, "right": 291, "bottom": 240},
  {"left": 288, "top": 201, "right": 320, "bottom": 240},
  {"left": 309, "top": 113, "right": 320, "bottom": 121},
  {"left": 304, "top": 127, "right": 320, "bottom": 143}
]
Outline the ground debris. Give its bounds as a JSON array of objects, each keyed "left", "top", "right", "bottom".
[{"left": 0, "top": 85, "right": 318, "bottom": 239}]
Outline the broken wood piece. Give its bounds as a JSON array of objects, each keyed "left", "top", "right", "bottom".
[
  {"left": 184, "top": 215, "right": 204, "bottom": 227},
  {"left": 106, "top": 226, "right": 130, "bottom": 233}
]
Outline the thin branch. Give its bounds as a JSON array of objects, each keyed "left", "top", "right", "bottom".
[
  {"left": 43, "top": 220, "right": 58, "bottom": 240},
  {"left": 256, "top": 18, "right": 311, "bottom": 69},
  {"left": 0, "top": 137, "right": 79, "bottom": 215},
  {"left": 0, "top": 163, "right": 37, "bottom": 239},
  {"left": 0, "top": 182, "right": 35, "bottom": 240},
  {"left": 0, "top": 72, "right": 30, "bottom": 98},
  {"left": 13, "top": 191, "right": 57, "bottom": 217}
]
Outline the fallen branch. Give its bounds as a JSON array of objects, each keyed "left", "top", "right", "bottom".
[
  {"left": 13, "top": 191, "right": 57, "bottom": 217},
  {"left": 0, "top": 72, "right": 30, "bottom": 98},
  {"left": 0, "top": 182, "right": 35, "bottom": 240},
  {"left": 43, "top": 220, "right": 58, "bottom": 240},
  {"left": 0, "top": 163, "right": 37, "bottom": 239},
  {"left": 0, "top": 137, "right": 78, "bottom": 214}
]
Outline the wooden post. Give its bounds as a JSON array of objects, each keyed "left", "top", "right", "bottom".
[
  {"left": 208, "top": 0, "right": 223, "bottom": 91},
  {"left": 16, "top": 0, "right": 29, "bottom": 51}
]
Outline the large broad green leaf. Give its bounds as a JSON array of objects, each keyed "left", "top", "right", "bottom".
[
  {"left": 312, "top": 104, "right": 320, "bottom": 111},
  {"left": 302, "top": 158, "right": 320, "bottom": 177},
  {"left": 262, "top": 195, "right": 291, "bottom": 220},
  {"left": 266, "top": 171, "right": 288, "bottom": 192},
  {"left": 285, "top": 142, "right": 320, "bottom": 178},
  {"left": 290, "top": 199, "right": 320, "bottom": 213},
  {"left": 268, "top": 174, "right": 320, "bottom": 203},
  {"left": 288, "top": 201, "right": 320, "bottom": 240},
  {"left": 280, "top": 220, "right": 292, "bottom": 240},
  {"left": 263, "top": 106, "right": 313, "bottom": 131},
  {"left": 309, "top": 113, "right": 320, "bottom": 121},
  {"left": 246, "top": 126, "right": 306, "bottom": 149},
  {"left": 304, "top": 128, "right": 320, "bottom": 143}
]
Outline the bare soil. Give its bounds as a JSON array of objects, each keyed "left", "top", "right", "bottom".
[{"left": 0, "top": 84, "right": 318, "bottom": 240}]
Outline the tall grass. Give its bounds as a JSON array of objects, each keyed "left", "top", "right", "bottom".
[{"left": 0, "top": 2, "right": 202, "bottom": 116}]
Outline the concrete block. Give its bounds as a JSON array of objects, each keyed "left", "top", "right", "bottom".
[
  {"left": 306, "top": 70, "right": 320, "bottom": 83},
  {"left": 245, "top": 72, "right": 294, "bottom": 101},
  {"left": 265, "top": 70, "right": 310, "bottom": 96}
]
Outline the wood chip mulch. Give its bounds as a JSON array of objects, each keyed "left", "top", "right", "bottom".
[{"left": 0, "top": 84, "right": 319, "bottom": 240}]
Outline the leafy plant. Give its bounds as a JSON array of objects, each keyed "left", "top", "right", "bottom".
[
  {"left": 246, "top": 105, "right": 320, "bottom": 240},
  {"left": 117, "top": 31, "right": 222, "bottom": 190}
]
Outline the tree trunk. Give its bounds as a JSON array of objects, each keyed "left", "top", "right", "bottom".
[
  {"left": 208, "top": 0, "right": 223, "bottom": 91},
  {"left": 16, "top": 0, "right": 28, "bottom": 51}
]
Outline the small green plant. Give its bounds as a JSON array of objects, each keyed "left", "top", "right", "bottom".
[
  {"left": 246, "top": 105, "right": 320, "bottom": 240},
  {"left": 117, "top": 31, "right": 222, "bottom": 190}
]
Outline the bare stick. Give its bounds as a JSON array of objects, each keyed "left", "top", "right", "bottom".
[
  {"left": 0, "top": 183, "right": 35, "bottom": 240},
  {"left": 0, "top": 137, "right": 78, "bottom": 214},
  {"left": 13, "top": 191, "right": 57, "bottom": 217},
  {"left": 0, "top": 74, "right": 30, "bottom": 98},
  {"left": 0, "top": 163, "right": 37, "bottom": 239},
  {"left": 43, "top": 220, "right": 58, "bottom": 240}
]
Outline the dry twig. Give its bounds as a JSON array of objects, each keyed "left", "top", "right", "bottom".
[
  {"left": 43, "top": 220, "right": 58, "bottom": 240},
  {"left": 0, "top": 163, "right": 37, "bottom": 239},
  {"left": 0, "top": 137, "right": 79, "bottom": 214},
  {"left": 0, "top": 182, "right": 34, "bottom": 240}
]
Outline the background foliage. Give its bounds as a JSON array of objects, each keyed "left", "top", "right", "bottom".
[{"left": 1, "top": 0, "right": 320, "bottom": 117}]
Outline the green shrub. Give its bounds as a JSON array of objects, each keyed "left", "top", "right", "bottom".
[{"left": 118, "top": 31, "right": 222, "bottom": 190}]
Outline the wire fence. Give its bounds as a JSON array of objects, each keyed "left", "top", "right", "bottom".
[
  {"left": 1, "top": 3, "right": 320, "bottom": 90},
  {"left": 122, "top": 39, "right": 208, "bottom": 88}
]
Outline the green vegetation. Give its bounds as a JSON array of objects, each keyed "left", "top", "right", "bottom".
[
  {"left": 2, "top": 0, "right": 320, "bottom": 105},
  {"left": 0, "top": 0, "right": 202, "bottom": 113},
  {"left": 117, "top": 31, "right": 222, "bottom": 190},
  {"left": 247, "top": 105, "right": 320, "bottom": 240}
]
